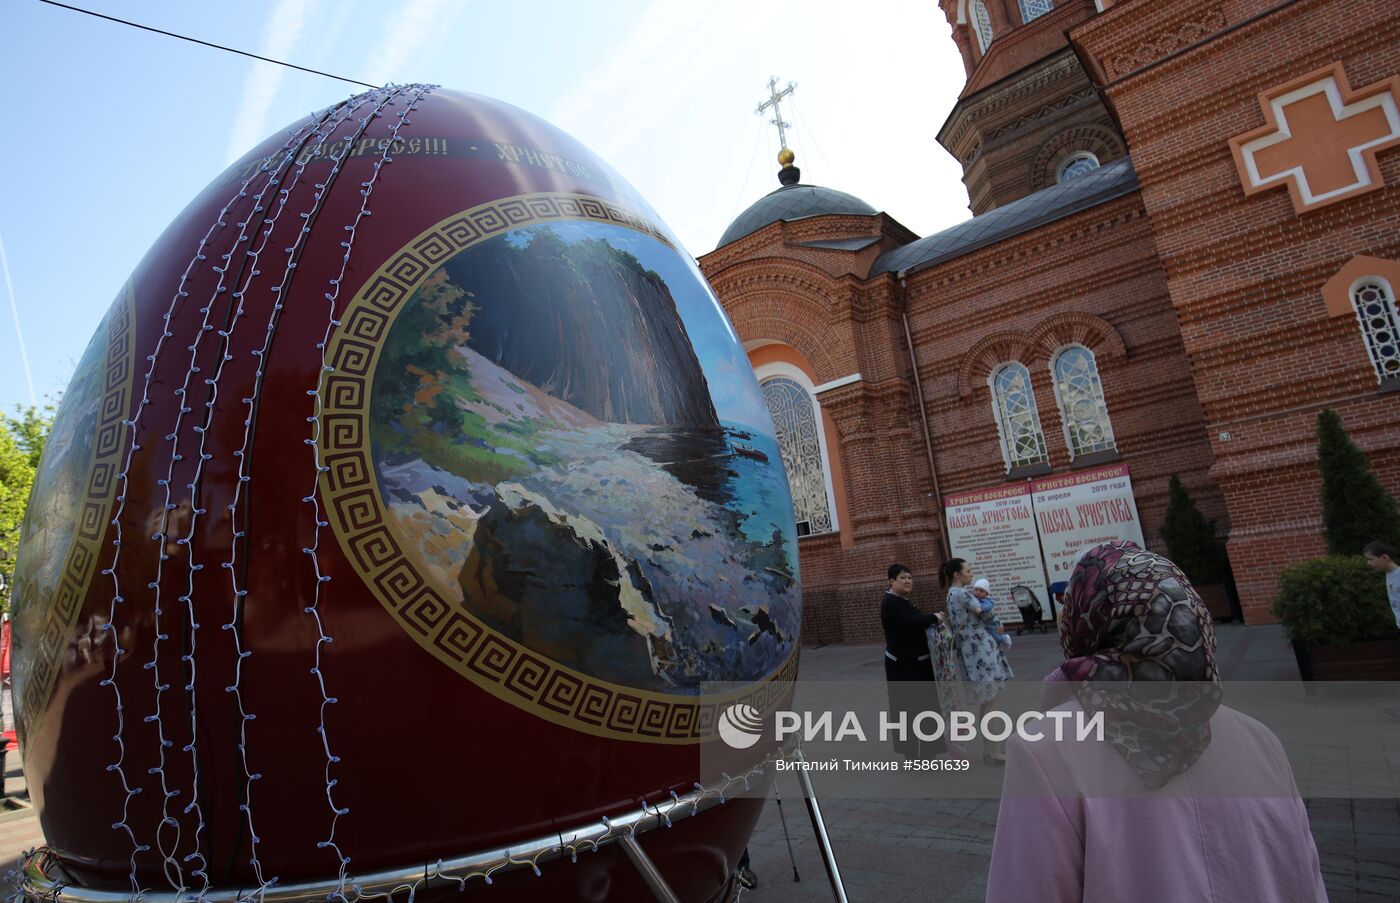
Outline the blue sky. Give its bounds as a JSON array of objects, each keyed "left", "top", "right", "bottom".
[{"left": 0, "top": 0, "right": 971, "bottom": 414}]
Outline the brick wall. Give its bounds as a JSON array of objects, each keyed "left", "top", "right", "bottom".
[
  {"left": 1071, "top": 0, "right": 1400, "bottom": 619},
  {"left": 905, "top": 191, "right": 1223, "bottom": 570},
  {"left": 943, "top": 0, "right": 1101, "bottom": 93},
  {"left": 699, "top": 0, "right": 1400, "bottom": 640},
  {"left": 701, "top": 188, "right": 1220, "bottom": 644},
  {"left": 936, "top": 0, "right": 1127, "bottom": 213}
]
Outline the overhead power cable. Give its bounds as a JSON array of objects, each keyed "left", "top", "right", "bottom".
[{"left": 37, "top": 0, "right": 381, "bottom": 89}]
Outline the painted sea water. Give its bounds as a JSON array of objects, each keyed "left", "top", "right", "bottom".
[{"left": 369, "top": 220, "right": 800, "bottom": 693}]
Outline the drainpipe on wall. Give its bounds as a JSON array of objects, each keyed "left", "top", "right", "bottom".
[{"left": 898, "top": 273, "right": 951, "bottom": 561}]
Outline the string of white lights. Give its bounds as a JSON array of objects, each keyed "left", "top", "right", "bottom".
[
  {"left": 303, "top": 83, "right": 427, "bottom": 902},
  {"left": 168, "top": 96, "right": 371, "bottom": 901},
  {"left": 359, "top": 765, "right": 768, "bottom": 900},
  {"left": 13, "top": 751, "right": 781, "bottom": 902},
  {"left": 221, "top": 86, "right": 395, "bottom": 900},
  {"left": 99, "top": 112, "right": 328, "bottom": 899},
  {"left": 144, "top": 101, "right": 329, "bottom": 894}
]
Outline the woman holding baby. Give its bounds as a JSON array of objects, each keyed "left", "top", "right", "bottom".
[{"left": 940, "top": 557, "right": 1014, "bottom": 764}]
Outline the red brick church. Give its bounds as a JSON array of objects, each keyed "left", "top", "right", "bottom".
[{"left": 698, "top": 0, "right": 1400, "bottom": 640}]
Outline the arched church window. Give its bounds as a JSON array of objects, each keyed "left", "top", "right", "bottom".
[
  {"left": 1051, "top": 345, "right": 1117, "bottom": 458},
  {"left": 760, "top": 376, "right": 835, "bottom": 536},
  {"left": 1018, "top": 0, "right": 1054, "bottom": 24},
  {"left": 1351, "top": 278, "right": 1400, "bottom": 383},
  {"left": 972, "top": 1, "right": 995, "bottom": 53},
  {"left": 1057, "top": 151, "right": 1100, "bottom": 182},
  {"left": 990, "top": 363, "right": 1049, "bottom": 471}
]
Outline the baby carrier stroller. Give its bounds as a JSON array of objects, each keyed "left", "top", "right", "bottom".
[{"left": 1010, "top": 585, "right": 1048, "bottom": 634}]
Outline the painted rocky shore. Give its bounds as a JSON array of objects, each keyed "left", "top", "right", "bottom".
[{"left": 371, "top": 222, "right": 800, "bottom": 693}]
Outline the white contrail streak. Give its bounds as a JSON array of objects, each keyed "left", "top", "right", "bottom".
[
  {"left": 226, "top": 0, "right": 318, "bottom": 163},
  {"left": 0, "top": 232, "right": 37, "bottom": 406}
]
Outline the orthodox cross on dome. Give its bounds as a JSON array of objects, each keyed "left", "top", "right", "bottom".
[
  {"left": 756, "top": 76, "right": 797, "bottom": 151},
  {"left": 1230, "top": 63, "right": 1400, "bottom": 214}
]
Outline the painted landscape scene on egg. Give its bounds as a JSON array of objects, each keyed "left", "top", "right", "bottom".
[{"left": 370, "top": 219, "right": 800, "bottom": 693}]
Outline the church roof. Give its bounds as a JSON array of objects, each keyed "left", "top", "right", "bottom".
[
  {"left": 872, "top": 156, "right": 1139, "bottom": 277},
  {"left": 717, "top": 183, "right": 879, "bottom": 248}
]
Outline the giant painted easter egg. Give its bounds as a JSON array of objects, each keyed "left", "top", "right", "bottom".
[{"left": 11, "top": 86, "right": 800, "bottom": 901}]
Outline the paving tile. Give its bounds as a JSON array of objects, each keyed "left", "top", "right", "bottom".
[
  {"left": 5, "top": 625, "right": 1399, "bottom": 900},
  {"left": 739, "top": 629, "right": 1400, "bottom": 901}
]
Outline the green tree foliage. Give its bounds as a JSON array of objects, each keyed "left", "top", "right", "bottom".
[
  {"left": 1271, "top": 555, "right": 1393, "bottom": 646},
  {"left": 8, "top": 404, "right": 53, "bottom": 468},
  {"left": 1316, "top": 408, "right": 1400, "bottom": 555},
  {"left": 0, "top": 403, "right": 54, "bottom": 610},
  {"left": 1159, "top": 475, "right": 1229, "bottom": 585}
]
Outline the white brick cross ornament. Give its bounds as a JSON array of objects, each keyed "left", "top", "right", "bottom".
[{"left": 1230, "top": 63, "right": 1400, "bottom": 214}]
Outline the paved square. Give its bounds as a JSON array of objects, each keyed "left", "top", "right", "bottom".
[
  {"left": 1, "top": 625, "right": 1396, "bottom": 901},
  {"left": 739, "top": 625, "right": 1400, "bottom": 902}
]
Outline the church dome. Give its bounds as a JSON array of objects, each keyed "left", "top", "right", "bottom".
[{"left": 718, "top": 180, "right": 877, "bottom": 248}]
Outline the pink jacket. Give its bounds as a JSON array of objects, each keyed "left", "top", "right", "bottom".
[{"left": 986, "top": 703, "right": 1328, "bottom": 903}]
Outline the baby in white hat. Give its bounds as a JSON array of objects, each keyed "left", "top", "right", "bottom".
[{"left": 971, "top": 578, "right": 1012, "bottom": 649}]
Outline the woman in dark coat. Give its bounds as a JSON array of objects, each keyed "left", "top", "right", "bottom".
[{"left": 881, "top": 563, "right": 946, "bottom": 758}]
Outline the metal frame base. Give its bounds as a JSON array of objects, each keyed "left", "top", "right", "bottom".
[{"left": 16, "top": 758, "right": 775, "bottom": 903}]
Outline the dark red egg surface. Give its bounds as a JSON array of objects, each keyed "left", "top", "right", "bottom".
[{"left": 11, "top": 86, "right": 799, "bottom": 901}]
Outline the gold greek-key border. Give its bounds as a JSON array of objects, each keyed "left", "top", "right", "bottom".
[
  {"left": 319, "top": 192, "right": 797, "bottom": 743},
  {"left": 19, "top": 283, "right": 136, "bottom": 738}
]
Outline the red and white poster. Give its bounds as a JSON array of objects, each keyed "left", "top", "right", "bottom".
[
  {"left": 943, "top": 483, "right": 1049, "bottom": 624},
  {"left": 1030, "top": 463, "right": 1147, "bottom": 585}
]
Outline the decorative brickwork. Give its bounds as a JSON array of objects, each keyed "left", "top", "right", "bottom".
[
  {"left": 938, "top": 1, "right": 1127, "bottom": 213},
  {"left": 703, "top": 185, "right": 1219, "bottom": 643},
  {"left": 1230, "top": 63, "right": 1400, "bottom": 214},
  {"left": 1030, "top": 124, "right": 1126, "bottom": 190},
  {"left": 1106, "top": 4, "right": 1227, "bottom": 80},
  {"left": 1070, "top": 0, "right": 1400, "bottom": 620},
  {"left": 701, "top": 0, "right": 1400, "bottom": 641}
]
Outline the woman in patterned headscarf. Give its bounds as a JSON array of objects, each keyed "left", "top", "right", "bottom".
[
  {"left": 985, "top": 540, "right": 1327, "bottom": 903},
  {"left": 1056, "top": 539, "right": 1222, "bottom": 787}
]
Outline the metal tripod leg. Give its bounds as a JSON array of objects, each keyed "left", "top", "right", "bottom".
[
  {"left": 619, "top": 834, "right": 682, "bottom": 903},
  {"left": 795, "top": 749, "right": 850, "bottom": 903},
  {"left": 774, "top": 784, "right": 800, "bottom": 882}
]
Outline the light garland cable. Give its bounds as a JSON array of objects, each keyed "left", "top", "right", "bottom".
[
  {"left": 145, "top": 102, "right": 330, "bottom": 894},
  {"left": 99, "top": 112, "right": 328, "bottom": 900},
  {"left": 14, "top": 750, "right": 782, "bottom": 903},
  {"left": 172, "top": 96, "right": 372, "bottom": 900},
  {"left": 221, "top": 86, "right": 397, "bottom": 899},
  {"left": 19, "top": 80, "right": 785, "bottom": 903},
  {"left": 370, "top": 767, "right": 767, "bottom": 899},
  {"left": 303, "top": 84, "right": 428, "bottom": 902}
]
